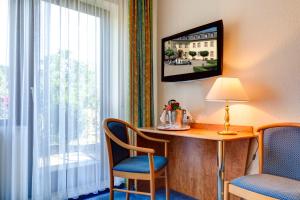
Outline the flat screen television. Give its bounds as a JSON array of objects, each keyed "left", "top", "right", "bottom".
[{"left": 161, "top": 20, "right": 223, "bottom": 82}]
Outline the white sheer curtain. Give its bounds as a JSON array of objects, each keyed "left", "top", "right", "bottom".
[
  {"left": 0, "top": 0, "right": 34, "bottom": 199},
  {"left": 32, "top": 0, "right": 129, "bottom": 199},
  {"left": 0, "top": 0, "right": 129, "bottom": 199}
]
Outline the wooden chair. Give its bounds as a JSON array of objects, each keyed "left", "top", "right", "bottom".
[
  {"left": 225, "top": 123, "right": 300, "bottom": 200},
  {"left": 103, "top": 118, "right": 170, "bottom": 200}
]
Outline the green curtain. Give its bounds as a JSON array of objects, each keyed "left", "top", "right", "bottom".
[{"left": 129, "top": 0, "right": 153, "bottom": 127}]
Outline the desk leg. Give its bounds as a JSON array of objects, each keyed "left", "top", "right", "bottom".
[{"left": 217, "top": 141, "right": 225, "bottom": 200}]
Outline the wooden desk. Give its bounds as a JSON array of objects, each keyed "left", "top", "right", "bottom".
[{"left": 138, "top": 124, "right": 255, "bottom": 200}]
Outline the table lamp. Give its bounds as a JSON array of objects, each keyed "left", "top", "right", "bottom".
[{"left": 205, "top": 77, "right": 249, "bottom": 135}]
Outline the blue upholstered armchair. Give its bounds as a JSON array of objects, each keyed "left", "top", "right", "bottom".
[
  {"left": 225, "top": 123, "right": 300, "bottom": 200},
  {"left": 103, "top": 118, "right": 170, "bottom": 200}
]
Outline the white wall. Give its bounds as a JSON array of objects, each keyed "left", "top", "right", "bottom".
[{"left": 156, "top": 0, "right": 300, "bottom": 172}]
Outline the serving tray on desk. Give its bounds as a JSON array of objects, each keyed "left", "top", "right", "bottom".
[{"left": 157, "top": 124, "right": 191, "bottom": 131}]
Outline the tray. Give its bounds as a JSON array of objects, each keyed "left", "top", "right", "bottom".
[{"left": 157, "top": 124, "right": 191, "bottom": 131}]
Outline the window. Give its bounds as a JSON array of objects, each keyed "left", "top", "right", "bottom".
[
  {"left": 204, "top": 42, "right": 208, "bottom": 47},
  {"left": 210, "top": 51, "right": 214, "bottom": 57},
  {"left": 210, "top": 41, "right": 214, "bottom": 47},
  {"left": 39, "top": 1, "right": 112, "bottom": 169},
  {"left": 193, "top": 43, "right": 196, "bottom": 48},
  {"left": 197, "top": 42, "right": 200, "bottom": 48}
]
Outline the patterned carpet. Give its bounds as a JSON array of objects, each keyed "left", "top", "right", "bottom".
[{"left": 87, "top": 188, "right": 196, "bottom": 200}]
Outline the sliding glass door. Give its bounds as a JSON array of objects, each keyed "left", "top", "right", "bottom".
[{"left": 33, "top": 0, "right": 128, "bottom": 198}]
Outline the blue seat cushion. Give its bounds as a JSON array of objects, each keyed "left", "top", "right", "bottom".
[
  {"left": 231, "top": 174, "right": 300, "bottom": 200},
  {"left": 113, "top": 155, "right": 168, "bottom": 173}
]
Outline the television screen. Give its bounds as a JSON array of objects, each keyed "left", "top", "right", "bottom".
[{"left": 161, "top": 20, "right": 223, "bottom": 82}]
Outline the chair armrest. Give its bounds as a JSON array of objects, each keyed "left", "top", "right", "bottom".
[
  {"left": 113, "top": 139, "right": 155, "bottom": 154},
  {"left": 114, "top": 140, "right": 155, "bottom": 154},
  {"left": 128, "top": 125, "right": 169, "bottom": 157},
  {"left": 137, "top": 130, "right": 170, "bottom": 143},
  {"left": 125, "top": 143, "right": 155, "bottom": 154},
  {"left": 103, "top": 126, "right": 155, "bottom": 154},
  {"left": 128, "top": 124, "right": 170, "bottom": 143}
]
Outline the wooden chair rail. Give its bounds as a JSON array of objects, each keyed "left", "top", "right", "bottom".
[
  {"left": 113, "top": 188, "right": 151, "bottom": 196},
  {"left": 257, "top": 122, "right": 300, "bottom": 132},
  {"left": 224, "top": 181, "right": 278, "bottom": 200},
  {"left": 103, "top": 118, "right": 170, "bottom": 156}
]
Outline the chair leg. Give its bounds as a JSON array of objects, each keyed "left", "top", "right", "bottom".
[
  {"left": 110, "top": 175, "right": 114, "bottom": 200},
  {"left": 224, "top": 181, "right": 229, "bottom": 200},
  {"left": 150, "top": 178, "right": 156, "bottom": 200},
  {"left": 165, "top": 168, "right": 170, "bottom": 200},
  {"left": 126, "top": 179, "right": 133, "bottom": 200},
  {"left": 134, "top": 179, "right": 137, "bottom": 191}
]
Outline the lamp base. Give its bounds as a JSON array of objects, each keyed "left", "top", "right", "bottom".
[{"left": 218, "top": 130, "right": 238, "bottom": 135}]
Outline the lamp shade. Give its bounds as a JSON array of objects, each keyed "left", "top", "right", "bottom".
[{"left": 206, "top": 77, "right": 249, "bottom": 102}]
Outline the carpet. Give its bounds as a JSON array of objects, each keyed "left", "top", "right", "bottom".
[{"left": 87, "top": 188, "right": 196, "bottom": 200}]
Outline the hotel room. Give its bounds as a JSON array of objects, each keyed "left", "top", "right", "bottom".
[{"left": 0, "top": 0, "right": 299, "bottom": 199}]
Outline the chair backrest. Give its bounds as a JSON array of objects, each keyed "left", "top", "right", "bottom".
[
  {"left": 103, "top": 118, "right": 130, "bottom": 166},
  {"left": 261, "top": 124, "right": 300, "bottom": 181}
]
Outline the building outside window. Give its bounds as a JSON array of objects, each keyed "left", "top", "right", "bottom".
[
  {"left": 210, "top": 51, "right": 214, "bottom": 57},
  {"left": 193, "top": 43, "right": 196, "bottom": 48},
  {"left": 185, "top": 44, "right": 189, "bottom": 48},
  {"left": 210, "top": 40, "right": 214, "bottom": 47},
  {"left": 204, "top": 41, "right": 208, "bottom": 47},
  {"left": 197, "top": 42, "right": 200, "bottom": 47}
]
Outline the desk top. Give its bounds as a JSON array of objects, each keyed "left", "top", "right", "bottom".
[{"left": 138, "top": 124, "right": 256, "bottom": 141}]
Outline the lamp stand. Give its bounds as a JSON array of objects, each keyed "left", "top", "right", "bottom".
[{"left": 218, "top": 102, "right": 238, "bottom": 135}]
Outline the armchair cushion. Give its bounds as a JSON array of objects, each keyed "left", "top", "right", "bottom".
[
  {"left": 231, "top": 174, "right": 300, "bottom": 200},
  {"left": 113, "top": 155, "right": 168, "bottom": 173}
]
